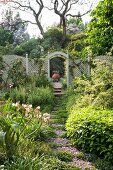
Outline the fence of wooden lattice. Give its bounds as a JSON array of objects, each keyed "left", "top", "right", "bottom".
[
  {"left": 1, "top": 54, "right": 113, "bottom": 84},
  {"left": 1, "top": 55, "right": 40, "bottom": 82}
]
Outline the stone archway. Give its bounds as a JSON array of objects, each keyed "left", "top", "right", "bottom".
[{"left": 47, "top": 51, "right": 69, "bottom": 87}]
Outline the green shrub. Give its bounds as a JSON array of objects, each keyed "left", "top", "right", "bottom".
[
  {"left": 7, "top": 59, "right": 27, "bottom": 87},
  {"left": 34, "top": 125, "right": 56, "bottom": 141},
  {"left": 66, "top": 60, "right": 113, "bottom": 111},
  {"left": 28, "top": 73, "right": 52, "bottom": 87},
  {"left": 9, "top": 86, "right": 54, "bottom": 109},
  {"left": 27, "top": 87, "right": 54, "bottom": 108},
  {"left": 9, "top": 86, "right": 26, "bottom": 104},
  {"left": 34, "top": 75, "right": 52, "bottom": 88},
  {"left": 92, "top": 89, "right": 113, "bottom": 108},
  {"left": 66, "top": 107, "right": 113, "bottom": 162}
]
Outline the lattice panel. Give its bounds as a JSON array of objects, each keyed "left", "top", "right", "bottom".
[{"left": 43, "top": 59, "right": 48, "bottom": 76}]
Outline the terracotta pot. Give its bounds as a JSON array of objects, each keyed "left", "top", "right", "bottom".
[{"left": 52, "top": 72, "right": 60, "bottom": 81}]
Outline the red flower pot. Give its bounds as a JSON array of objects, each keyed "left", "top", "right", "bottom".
[{"left": 52, "top": 72, "right": 60, "bottom": 81}]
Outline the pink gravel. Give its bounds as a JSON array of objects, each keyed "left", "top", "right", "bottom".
[
  {"left": 54, "top": 130, "right": 66, "bottom": 136},
  {"left": 50, "top": 137, "right": 70, "bottom": 146},
  {"left": 57, "top": 146, "right": 80, "bottom": 155},
  {"left": 70, "top": 158, "right": 94, "bottom": 170}
]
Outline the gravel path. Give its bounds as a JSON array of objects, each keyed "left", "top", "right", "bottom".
[{"left": 49, "top": 110, "right": 96, "bottom": 170}]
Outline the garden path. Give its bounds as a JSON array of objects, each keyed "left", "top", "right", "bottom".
[{"left": 49, "top": 100, "right": 96, "bottom": 170}]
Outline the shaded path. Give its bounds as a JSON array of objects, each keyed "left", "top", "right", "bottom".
[{"left": 49, "top": 100, "right": 96, "bottom": 170}]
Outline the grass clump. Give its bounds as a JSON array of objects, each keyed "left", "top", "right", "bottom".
[{"left": 56, "top": 150, "right": 74, "bottom": 162}]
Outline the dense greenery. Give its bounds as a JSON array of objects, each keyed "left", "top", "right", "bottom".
[
  {"left": 66, "top": 60, "right": 113, "bottom": 164},
  {"left": 0, "top": 28, "right": 13, "bottom": 46},
  {"left": 66, "top": 107, "right": 113, "bottom": 161},
  {"left": 14, "top": 38, "right": 42, "bottom": 56},
  {"left": 1, "top": 0, "right": 113, "bottom": 169},
  {"left": 87, "top": 0, "right": 113, "bottom": 56}
]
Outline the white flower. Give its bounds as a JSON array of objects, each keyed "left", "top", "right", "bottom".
[
  {"left": 36, "top": 106, "right": 40, "bottom": 110},
  {"left": 43, "top": 117, "right": 50, "bottom": 123},
  {"left": 29, "top": 104, "right": 32, "bottom": 108},
  {"left": 12, "top": 103, "right": 16, "bottom": 107},
  {"left": 15, "top": 102, "right": 20, "bottom": 107},
  {"left": 22, "top": 104, "right": 27, "bottom": 108},
  {"left": 38, "top": 114, "right": 42, "bottom": 118},
  {"left": 25, "top": 107, "right": 31, "bottom": 113},
  {"left": 43, "top": 113, "right": 50, "bottom": 118}
]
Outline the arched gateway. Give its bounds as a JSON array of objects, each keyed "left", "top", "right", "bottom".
[{"left": 45, "top": 51, "right": 69, "bottom": 87}]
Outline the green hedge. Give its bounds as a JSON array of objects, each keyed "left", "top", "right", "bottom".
[{"left": 66, "top": 107, "right": 113, "bottom": 162}]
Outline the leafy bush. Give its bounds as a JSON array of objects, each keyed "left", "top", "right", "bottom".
[
  {"left": 33, "top": 125, "right": 56, "bottom": 141},
  {"left": 7, "top": 59, "right": 27, "bottom": 87},
  {"left": 9, "top": 86, "right": 27, "bottom": 104},
  {"left": 14, "top": 38, "right": 42, "bottom": 56},
  {"left": 33, "top": 75, "right": 52, "bottom": 88},
  {"left": 66, "top": 107, "right": 113, "bottom": 162},
  {"left": 66, "top": 60, "right": 113, "bottom": 110},
  {"left": 27, "top": 87, "right": 54, "bottom": 108}
]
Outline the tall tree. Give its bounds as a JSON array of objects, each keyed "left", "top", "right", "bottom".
[
  {"left": 87, "top": 0, "right": 113, "bottom": 56},
  {"left": 11, "top": 0, "right": 44, "bottom": 36},
  {"left": 1, "top": 9, "right": 29, "bottom": 45},
  {"left": 13, "top": 12, "right": 29, "bottom": 45},
  {"left": 10, "top": 0, "right": 94, "bottom": 40},
  {"left": 50, "top": 0, "right": 93, "bottom": 45},
  {"left": 0, "top": 27, "right": 13, "bottom": 46}
]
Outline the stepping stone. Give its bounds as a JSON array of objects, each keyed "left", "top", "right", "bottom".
[
  {"left": 57, "top": 146, "right": 80, "bottom": 156},
  {"left": 51, "top": 111, "right": 57, "bottom": 114},
  {"left": 51, "top": 123, "right": 64, "bottom": 128},
  {"left": 50, "top": 137, "right": 71, "bottom": 146},
  {"left": 70, "top": 158, "right": 94, "bottom": 170},
  {"left": 54, "top": 130, "right": 66, "bottom": 137},
  {"left": 53, "top": 82, "right": 62, "bottom": 89},
  {"left": 50, "top": 115, "right": 58, "bottom": 118},
  {"left": 50, "top": 119, "right": 59, "bottom": 124}
]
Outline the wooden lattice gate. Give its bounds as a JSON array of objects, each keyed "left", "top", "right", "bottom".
[{"left": 44, "top": 51, "right": 70, "bottom": 87}]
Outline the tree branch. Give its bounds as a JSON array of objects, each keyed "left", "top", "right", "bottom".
[
  {"left": 10, "top": 0, "right": 44, "bottom": 35},
  {"left": 66, "top": 8, "right": 92, "bottom": 17}
]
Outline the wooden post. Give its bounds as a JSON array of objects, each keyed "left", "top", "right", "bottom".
[
  {"left": 67, "top": 54, "right": 69, "bottom": 87},
  {"left": 48, "top": 58, "right": 50, "bottom": 79},
  {"left": 88, "top": 54, "right": 91, "bottom": 77},
  {"left": 26, "top": 53, "right": 28, "bottom": 75}
]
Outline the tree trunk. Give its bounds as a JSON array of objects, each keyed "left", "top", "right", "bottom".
[
  {"left": 62, "top": 17, "right": 67, "bottom": 47},
  {"left": 36, "top": 19, "right": 44, "bottom": 36}
]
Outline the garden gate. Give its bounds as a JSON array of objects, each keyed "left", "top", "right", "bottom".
[
  {"left": 2, "top": 54, "right": 113, "bottom": 87},
  {"left": 44, "top": 51, "right": 70, "bottom": 87}
]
